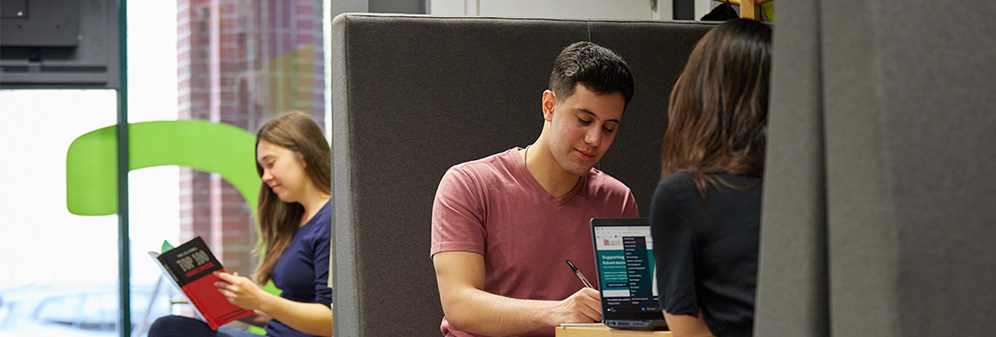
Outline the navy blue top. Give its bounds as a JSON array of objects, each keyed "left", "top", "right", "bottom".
[{"left": 264, "top": 201, "right": 333, "bottom": 337}]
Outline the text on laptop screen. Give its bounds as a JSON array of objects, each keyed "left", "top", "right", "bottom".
[{"left": 593, "top": 225, "right": 658, "bottom": 313}]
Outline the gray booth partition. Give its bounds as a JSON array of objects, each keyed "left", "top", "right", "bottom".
[
  {"left": 755, "top": 1, "right": 996, "bottom": 337},
  {"left": 331, "top": 14, "right": 714, "bottom": 337}
]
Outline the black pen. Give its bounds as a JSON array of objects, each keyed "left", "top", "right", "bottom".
[{"left": 565, "top": 259, "right": 594, "bottom": 289}]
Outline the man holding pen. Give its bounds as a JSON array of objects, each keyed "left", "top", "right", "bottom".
[{"left": 430, "top": 42, "right": 639, "bottom": 337}]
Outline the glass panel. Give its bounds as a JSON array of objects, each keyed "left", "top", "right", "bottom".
[
  {"left": 126, "top": 2, "right": 182, "bottom": 335},
  {"left": 79, "top": 292, "right": 117, "bottom": 331},
  {"left": 35, "top": 295, "right": 83, "bottom": 327},
  {"left": 0, "top": 89, "right": 119, "bottom": 337},
  {"left": 126, "top": 0, "right": 330, "bottom": 335}
]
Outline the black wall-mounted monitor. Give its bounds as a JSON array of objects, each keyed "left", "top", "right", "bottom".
[{"left": 1, "top": 0, "right": 119, "bottom": 89}]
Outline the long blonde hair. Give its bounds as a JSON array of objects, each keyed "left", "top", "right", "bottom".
[{"left": 252, "top": 111, "right": 331, "bottom": 285}]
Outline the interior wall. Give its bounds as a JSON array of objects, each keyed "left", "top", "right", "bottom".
[
  {"left": 334, "top": 0, "right": 427, "bottom": 16},
  {"left": 428, "top": 0, "right": 674, "bottom": 20},
  {"left": 370, "top": 0, "right": 426, "bottom": 14}
]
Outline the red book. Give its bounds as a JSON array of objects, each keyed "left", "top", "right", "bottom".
[{"left": 150, "top": 236, "right": 254, "bottom": 330}]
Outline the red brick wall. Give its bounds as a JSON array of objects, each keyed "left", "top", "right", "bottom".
[{"left": 176, "top": 0, "right": 325, "bottom": 276}]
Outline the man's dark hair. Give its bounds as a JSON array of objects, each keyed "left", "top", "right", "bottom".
[{"left": 548, "top": 41, "right": 635, "bottom": 108}]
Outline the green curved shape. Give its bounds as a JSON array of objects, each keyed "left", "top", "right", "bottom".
[
  {"left": 69, "top": 119, "right": 280, "bottom": 335},
  {"left": 67, "top": 119, "right": 260, "bottom": 216}
]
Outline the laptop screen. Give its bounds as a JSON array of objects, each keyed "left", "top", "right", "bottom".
[{"left": 590, "top": 218, "right": 664, "bottom": 321}]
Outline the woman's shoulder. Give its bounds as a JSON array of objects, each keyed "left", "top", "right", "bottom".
[
  {"left": 660, "top": 171, "right": 693, "bottom": 184},
  {"left": 658, "top": 172, "right": 760, "bottom": 193},
  {"left": 653, "top": 172, "right": 700, "bottom": 210},
  {"left": 715, "top": 171, "right": 762, "bottom": 188},
  {"left": 301, "top": 202, "right": 332, "bottom": 238},
  {"left": 657, "top": 172, "right": 697, "bottom": 194}
]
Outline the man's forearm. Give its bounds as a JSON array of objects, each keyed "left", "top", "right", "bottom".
[
  {"left": 444, "top": 287, "right": 558, "bottom": 337},
  {"left": 434, "top": 251, "right": 601, "bottom": 336}
]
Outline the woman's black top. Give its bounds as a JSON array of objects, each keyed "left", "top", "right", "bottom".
[{"left": 651, "top": 172, "right": 761, "bottom": 337}]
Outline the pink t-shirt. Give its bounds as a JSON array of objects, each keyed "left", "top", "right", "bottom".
[{"left": 431, "top": 148, "right": 639, "bottom": 337}]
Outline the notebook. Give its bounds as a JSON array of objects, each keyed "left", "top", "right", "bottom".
[{"left": 590, "top": 218, "right": 668, "bottom": 331}]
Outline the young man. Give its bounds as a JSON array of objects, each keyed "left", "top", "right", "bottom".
[{"left": 430, "top": 42, "right": 639, "bottom": 337}]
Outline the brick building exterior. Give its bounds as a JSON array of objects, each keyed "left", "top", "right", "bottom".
[{"left": 176, "top": 0, "right": 326, "bottom": 276}]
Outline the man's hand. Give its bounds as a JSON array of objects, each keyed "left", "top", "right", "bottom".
[
  {"left": 214, "top": 271, "right": 266, "bottom": 310},
  {"left": 546, "top": 287, "right": 602, "bottom": 325},
  {"left": 434, "top": 251, "right": 603, "bottom": 336}
]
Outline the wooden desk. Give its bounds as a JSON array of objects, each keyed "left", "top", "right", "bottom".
[{"left": 555, "top": 324, "right": 672, "bottom": 337}]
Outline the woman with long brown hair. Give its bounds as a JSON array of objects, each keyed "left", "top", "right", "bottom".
[
  {"left": 151, "top": 111, "right": 332, "bottom": 337},
  {"left": 651, "top": 19, "right": 771, "bottom": 337}
]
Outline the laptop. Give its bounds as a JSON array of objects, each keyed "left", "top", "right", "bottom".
[{"left": 590, "top": 218, "right": 668, "bottom": 331}]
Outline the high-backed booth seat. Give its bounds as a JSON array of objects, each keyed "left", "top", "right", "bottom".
[{"left": 331, "top": 14, "right": 715, "bottom": 337}]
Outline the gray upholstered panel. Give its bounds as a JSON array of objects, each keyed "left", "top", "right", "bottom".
[
  {"left": 753, "top": 1, "right": 829, "bottom": 337},
  {"left": 821, "top": 1, "right": 902, "bottom": 336},
  {"left": 871, "top": 1, "right": 996, "bottom": 335},
  {"left": 332, "top": 14, "right": 712, "bottom": 337},
  {"left": 823, "top": 0, "right": 996, "bottom": 336}
]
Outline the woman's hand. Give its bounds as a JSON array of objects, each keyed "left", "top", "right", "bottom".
[
  {"left": 216, "top": 270, "right": 331, "bottom": 336},
  {"left": 214, "top": 271, "right": 267, "bottom": 310},
  {"left": 238, "top": 310, "right": 274, "bottom": 327}
]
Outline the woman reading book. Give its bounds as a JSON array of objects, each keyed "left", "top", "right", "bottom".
[{"left": 151, "top": 111, "right": 333, "bottom": 337}]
